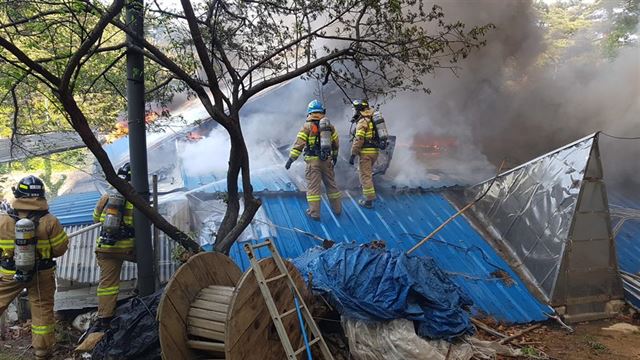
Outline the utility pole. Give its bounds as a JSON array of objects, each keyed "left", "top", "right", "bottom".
[{"left": 126, "top": 0, "right": 155, "bottom": 296}]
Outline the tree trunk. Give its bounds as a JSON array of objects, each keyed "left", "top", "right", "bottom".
[
  {"left": 215, "top": 139, "right": 241, "bottom": 243},
  {"left": 214, "top": 122, "right": 261, "bottom": 254},
  {"left": 58, "top": 91, "right": 201, "bottom": 253}
]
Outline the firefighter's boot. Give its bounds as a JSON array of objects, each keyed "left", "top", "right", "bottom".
[
  {"left": 35, "top": 349, "right": 51, "bottom": 360},
  {"left": 306, "top": 209, "right": 321, "bottom": 221},
  {"left": 358, "top": 199, "right": 374, "bottom": 209}
]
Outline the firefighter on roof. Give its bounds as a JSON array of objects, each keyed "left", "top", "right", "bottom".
[
  {"left": 349, "top": 99, "right": 389, "bottom": 209},
  {"left": 0, "top": 175, "right": 69, "bottom": 359},
  {"left": 285, "top": 100, "right": 342, "bottom": 220},
  {"left": 92, "top": 163, "right": 136, "bottom": 332}
]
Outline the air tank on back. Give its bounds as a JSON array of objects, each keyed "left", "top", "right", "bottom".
[{"left": 319, "top": 117, "right": 332, "bottom": 160}]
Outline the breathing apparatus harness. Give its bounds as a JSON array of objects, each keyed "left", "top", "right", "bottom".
[
  {"left": 98, "top": 193, "right": 135, "bottom": 246},
  {"left": 304, "top": 117, "right": 333, "bottom": 161},
  {"left": 1, "top": 209, "right": 54, "bottom": 283},
  {"left": 350, "top": 110, "right": 389, "bottom": 150}
]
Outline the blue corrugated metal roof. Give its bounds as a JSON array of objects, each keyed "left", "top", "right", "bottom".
[
  {"left": 609, "top": 192, "right": 640, "bottom": 309},
  {"left": 49, "top": 191, "right": 102, "bottom": 226},
  {"left": 616, "top": 219, "right": 640, "bottom": 274},
  {"left": 186, "top": 166, "right": 298, "bottom": 193},
  {"left": 221, "top": 190, "right": 551, "bottom": 324}
]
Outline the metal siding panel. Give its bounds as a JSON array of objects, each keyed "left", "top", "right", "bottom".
[{"left": 56, "top": 224, "right": 180, "bottom": 285}]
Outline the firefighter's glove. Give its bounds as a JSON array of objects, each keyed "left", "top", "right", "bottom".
[
  {"left": 285, "top": 158, "right": 294, "bottom": 170},
  {"left": 349, "top": 155, "right": 356, "bottom": 165},
  {"left": 332, "top": 157, "right": 338, "bottom": 166}
]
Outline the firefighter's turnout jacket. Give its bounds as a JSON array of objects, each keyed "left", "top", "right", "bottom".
[
  {"left": 93, "top": 193, "right": 136, "bottom": 319},
  {"left": 0, "top": 197, "right": 68, "bottom": 357},
  {"left": 289, "top": 113, "right": 342, "bottom": 219},
  {"left": 351, "top": 108, "right": 380, "bottom": 201}
]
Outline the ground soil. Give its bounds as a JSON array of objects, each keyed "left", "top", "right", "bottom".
[
  {"left": 0, "top": 315, "right": 639, "bottom": 359},
  {"left": 480, "top": 313, "right": 640, "bottom": 360},
  {"left": 519, "top": 319, "right": 640, "bottom": 360},
  {"left": 0, "top": 320, "right": 81, "bottom": 360}
]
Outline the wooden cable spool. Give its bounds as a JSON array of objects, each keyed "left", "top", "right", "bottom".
[{"left": 158, "top": 251, "right": 313, "bottom": 360}]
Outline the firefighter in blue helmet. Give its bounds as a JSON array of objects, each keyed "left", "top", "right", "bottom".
[{"left": 285, "top": 100, "right": 342, "bottom": 220}]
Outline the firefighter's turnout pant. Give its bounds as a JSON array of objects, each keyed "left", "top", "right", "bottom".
[
  {"left": 0, "top": 268, "right": 56, "bottom": 353},
  {"left": 96, "top": 252, "right": 135, "bottom": 319},
  {"left": 305, "top": 159, "right": 342, "bottom": 218},
  {"left": 359, "top": 153, "right": 379, "bottom": 200}
]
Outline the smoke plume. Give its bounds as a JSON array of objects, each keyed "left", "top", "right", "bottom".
[{"left": 181, "top": 0, "right": 639, "bottom": 194}]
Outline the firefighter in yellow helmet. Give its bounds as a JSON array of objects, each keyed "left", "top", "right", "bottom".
[
  {"left": 92, "top": 163, "right": 136, "bottom": 331},
  {"left": 349, "top": 99, "right": 388, "bottom": 208},
  {"left": 285, "top": 100, "right": 342, "bottom": 220},
  {"left": 0, "top": 175, "right": 69, "bottom": 359}
]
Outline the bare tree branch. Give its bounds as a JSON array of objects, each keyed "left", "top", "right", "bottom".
[
  {"left": 179, "top": 0, "right": 229, "bottom": 111},
  {"left": 61, "top": 0, "right": 125, "bottom": 91}
]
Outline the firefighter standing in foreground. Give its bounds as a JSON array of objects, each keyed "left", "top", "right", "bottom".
[
  {"left": 349, "top": 99, "right": 389, "bottom": 209},
  {"left": 285, "top": 100, "right": 342, "bottom": 220},
  {"left": 0, "top": 176, "right": 69, "bottom": 359},
  {"left": 92, "top": 163, "right": 136, "bottom": 331}
]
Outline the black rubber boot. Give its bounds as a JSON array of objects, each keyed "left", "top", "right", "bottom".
[
  {"left": 358, "top": 199, "right": 374, "bottom": 209},
  {"left": 98, "top": 316, "right": 113, "bottom": 330}
]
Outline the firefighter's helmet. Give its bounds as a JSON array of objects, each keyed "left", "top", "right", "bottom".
[
  {"left": 117, "top": 162, "right": 131, "bottom": 181},
  {"left": 13, "top": 175, "right": 45, "bottom": 199},
  {"left": 307, "top": 100, "right": 326, "bottom": 114},
  {"left": 352, "top": 99, "right": 369, "bottom": 112}
]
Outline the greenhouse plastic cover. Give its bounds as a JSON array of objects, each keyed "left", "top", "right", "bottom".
[
  {"left": 464, "top": 135, "right": 594, "bottom": 300},
  {"left": 292, "top": 243, "right": 474, "bottom": 339}
]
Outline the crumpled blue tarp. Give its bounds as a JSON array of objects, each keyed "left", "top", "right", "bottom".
[{"left": 292, "top": 243, "right": 474, "bottom": 339}]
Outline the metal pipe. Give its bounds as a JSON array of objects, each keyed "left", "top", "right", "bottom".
[
  {"left": 127, "top": 0, "right": 155, "bottom": 295},
  {"left": 67, "top": 222, "right": 102, "bottom": 238},
  {"left": 407, "top": 160, "right": 506, "bottom": 255},
  {"left": 153, "top": 174, "right": 160, "bottom": 289}
]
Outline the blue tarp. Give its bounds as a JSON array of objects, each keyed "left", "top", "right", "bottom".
[{"left": 292, "top": 242, "right": 474, "bottom": 339}]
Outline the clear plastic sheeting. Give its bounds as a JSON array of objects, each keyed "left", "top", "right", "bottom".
[
  {"left": 343, "top": 319, "right": 521, "bottom": 360},
  {"left": 186, "top": 193, "right": 274, "bottom": 246},
  {"left": 465, "top": 135, "right": 594, "bottom": 300}
]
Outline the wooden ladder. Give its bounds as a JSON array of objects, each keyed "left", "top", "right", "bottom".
[{"left": 243, "top": 239, "right": 334, "bottom": 360}]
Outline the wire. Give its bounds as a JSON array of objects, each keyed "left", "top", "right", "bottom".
[{"left": 599, "top": 132, "right": 640, "bottom": 140}]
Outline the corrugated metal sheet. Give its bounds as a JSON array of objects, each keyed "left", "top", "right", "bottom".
[
  {"left": 186, "top": 165, "right": 299, "bottom": 194},
  {"left": 220, "top": 190, "right": 552, "bottom": 324},
  {"left": 609, "top": 193, "right": 640, "bottom": 309},
  {"left": 50, "top": 186, "right": 552, "bottom": 322},
  {"left": 56, "top": 224, "right": 180, "bottom": 284},
  {"left": 49, "top": 191, "right": 102, "bottom": 226}
]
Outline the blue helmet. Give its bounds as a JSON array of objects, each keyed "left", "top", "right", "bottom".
[{"left": 307, "top": 100, "right": 325, "bottom": 114}]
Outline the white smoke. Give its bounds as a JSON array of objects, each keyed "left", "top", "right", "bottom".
[
  {"left": 180, "top": 0, "right": 639, "bottom": 193},
  {"left": 180, "top": 129, "right": 231, "bottom": 177}
]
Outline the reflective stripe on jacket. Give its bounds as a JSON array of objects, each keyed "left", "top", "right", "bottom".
[
  {"left": 289, "top": 113, "right": 339, "bottom": 161},
  {"left": 0, "top": 198, "right": 68, "bottom": 274},
  {"left": 351, "top": 109, "right": 379, "bottom": 156},
  {"left": 93, "top": 194, "right": 135, "bottom": 252}
]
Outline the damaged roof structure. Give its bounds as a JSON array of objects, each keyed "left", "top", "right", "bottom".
[{"left": 47, "top": 102, "right": 638, "bottom": 326}]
